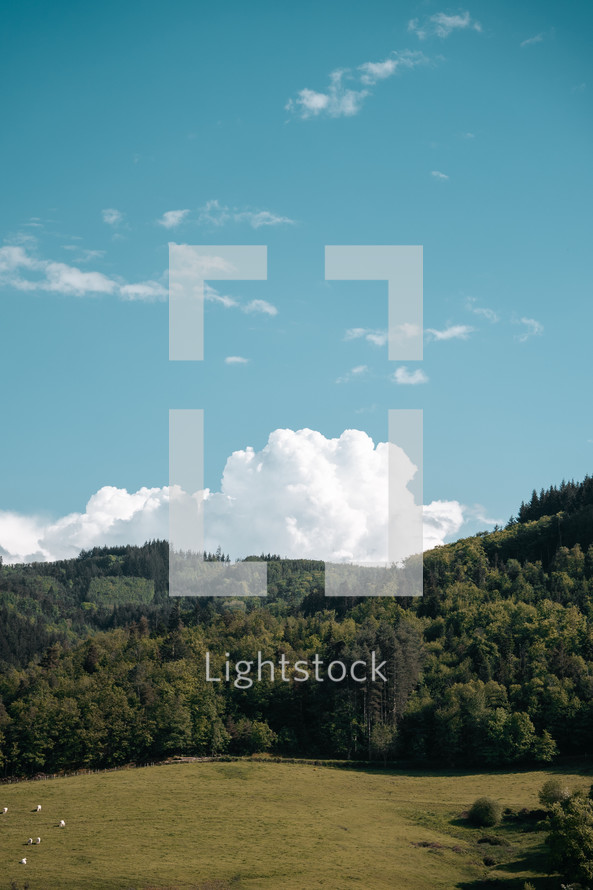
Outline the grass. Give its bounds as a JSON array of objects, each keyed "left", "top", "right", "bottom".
[{"left": 0, "top": 761, "right": 590, "bottom": 890}]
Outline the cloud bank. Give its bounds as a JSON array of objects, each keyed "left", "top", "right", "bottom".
[{"left": 0, "top": 429, "right": 472, "bottom": 565}]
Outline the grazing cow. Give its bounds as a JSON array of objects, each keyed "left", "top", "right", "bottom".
[
  {"left": 59, "top": 819, "right": 66, "bottom": 828},
  {"left": 27, "top": 838, "right": 33, "bottom": 845},
  {"left": 36, "top": 805, "right": 42, "bottom": 812},
  {"left": 2, "top": 807, "right": 7, "bottom": 814},
  {"left": 36, "top": 837, "right": 41, "bottom": 844},
  {"left": 20, "top": 858, "right": 27, "bottom": 865}
]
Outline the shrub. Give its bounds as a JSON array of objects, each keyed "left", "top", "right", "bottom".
[
  {"left": 231, "top": 718, "right": 277, "bottom": 755},
  {"left": 539, "top": 778, "right": 572, "bottom": 809},
  {"left": 546, "top": 796, "right": 593, "bottom": 886},
  {"left": 468, "top": 797, "right": 503, "bottom": 827}
]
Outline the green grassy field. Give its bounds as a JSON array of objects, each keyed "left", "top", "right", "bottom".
[{"left": 0, "top": 761, "right": 590, "bottom": 890}]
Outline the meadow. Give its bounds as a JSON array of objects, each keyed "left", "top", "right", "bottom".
[{"left": 0, "top": 761, "right": 590, "bottom": 890}]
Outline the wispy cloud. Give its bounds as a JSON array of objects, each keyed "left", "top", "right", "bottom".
[
  {"left": 157, "top": 209, "right": 190, "bottom": 229},
  {"left": 515, "top": 317, "right": 543, "bottom": 342},
  {"left": 0, "top": 243, "right": 166, "bottom": 300},
  {"left": 286, "top": 51, "right": 428, "bottom": 120},
  {"left": 336, "top": 364, "right": 369, "bottom": 384},
  {"left": 408, "top": 11, "right": 482, "bottom": 40},
  {"left": 62, "top": 247, "right": 106, "bottom": 263},
  {"left": 521, "top": 33, "right": 544, "bottom": 47},
  {"left": 204, "top": 284, "right": 239, "bottom": 309},
  {"left": 465, "top": 504, "right": 504, "bottom": 528},
  {"left": 431, "top": 170, "right": 449, "bottom": 180},
  {"left": 197, "top": 200, "right": 294, "bottom": 229},
  {"left": 344, "top": 327, "right": 387, "bottom": 347},
  {"left": 466, "top": 297, "right": 499, "bottom": 323},
  {"left": 462, "top": 132, "right": 475, "bottom": 139},
  {"left": 225, "top": 356, "right": 249, "bottom": 365},
  {"left": 392, "top": 366, "right": 428, "bottom": 385},
  {"left": 286, "top": 70, "right": 369, "bottom": 119},
  {"left": 204, "top": 284, "right": 278, "bottom": 316},
  {"left": 5, "top": 229, "right": 39, "bottom": 248},
  {"left": 120, "top": 280, "right": 168, "bottom": 300},
  {"left": 426, "top": 324, "right": 474, "bottom": 341},
  {"left": 101, "top": 208, "right": 124, "bottom": 227},
  {"left": 358, "top": 50, "right": 428, "bottom": 85},
  {"left": 244, "top": 299, "right": 278, "bottom": 316}
]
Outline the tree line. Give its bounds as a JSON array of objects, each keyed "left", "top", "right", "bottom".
[{"left": 0, "top": 479, "right": 592, "bottom": 775}]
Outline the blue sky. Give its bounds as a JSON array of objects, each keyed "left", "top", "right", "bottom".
[{"left": 0, "top": 0, "right": 591, "bottom": 561}]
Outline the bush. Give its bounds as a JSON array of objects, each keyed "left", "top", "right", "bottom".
[
  {"left": 231, "top": 718, "right": 277, "bottom": 755},
  {"left": 546, "top": 796, "right": 593, "bottom": 886},
  {"left": 468, "top": 797, "right": 503, "bottom": 827},
  {"left": 539, "top": 778, "right": 572, "bottom": 809}
]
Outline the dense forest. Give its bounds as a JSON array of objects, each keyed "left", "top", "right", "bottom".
[{"left": 0, "top": 476, "right": 592, "bottom": 776}]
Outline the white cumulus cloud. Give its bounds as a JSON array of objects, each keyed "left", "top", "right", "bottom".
[
  {"left": 0, "top": 487, "right": 170, "bottom": 564},
  {"left": 0, "top": 429, "right": 476, "bottom": 565},
  {"left": 422, "top": 500, "right": 465, "bottom": 550}
]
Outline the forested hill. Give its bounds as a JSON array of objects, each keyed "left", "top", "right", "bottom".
[
  {"left": 517, "top": 475, "right": 593, "bottom": 525},
  {"left": 0, "top": 476, "right": 592, "bottom": 775}
]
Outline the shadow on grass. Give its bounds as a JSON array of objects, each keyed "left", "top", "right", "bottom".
[
  {"left": 501, "top": 848, "right": 550, "bottom": 875},
  {"left": 456, "top": 844, "right": 558, "bottom": 890},
  {"left": 137, "top": 879, "right": 242, "bottom": 890},
  {"left": 457, "top": 879, "right": 557, "bottom": 890},
  {"left": 299, "top": 759, "right": 593, "bottom": 781}
]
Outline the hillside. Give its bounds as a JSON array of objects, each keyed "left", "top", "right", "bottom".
[{"left": 0, "top": 477, "right": 592, "bottom": 775}]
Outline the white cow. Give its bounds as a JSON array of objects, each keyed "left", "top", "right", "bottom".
[
  {"left": 36, "top": 805, "right": 42, "bottom": 812},
  {"left": 20, "top": 858, "right": 27, "bottom": 865},
  {"left": 59, "top": 819, "right": 66, "bottom": 828},
  {"left": 36, "top": 837, "right": 41, "bottom": 844},
  {"left": 2, "top": 807, "right": 7, "bottom": 814},
  {"left": 27, "top": 838, "right": 33, "bottom": 845}
]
